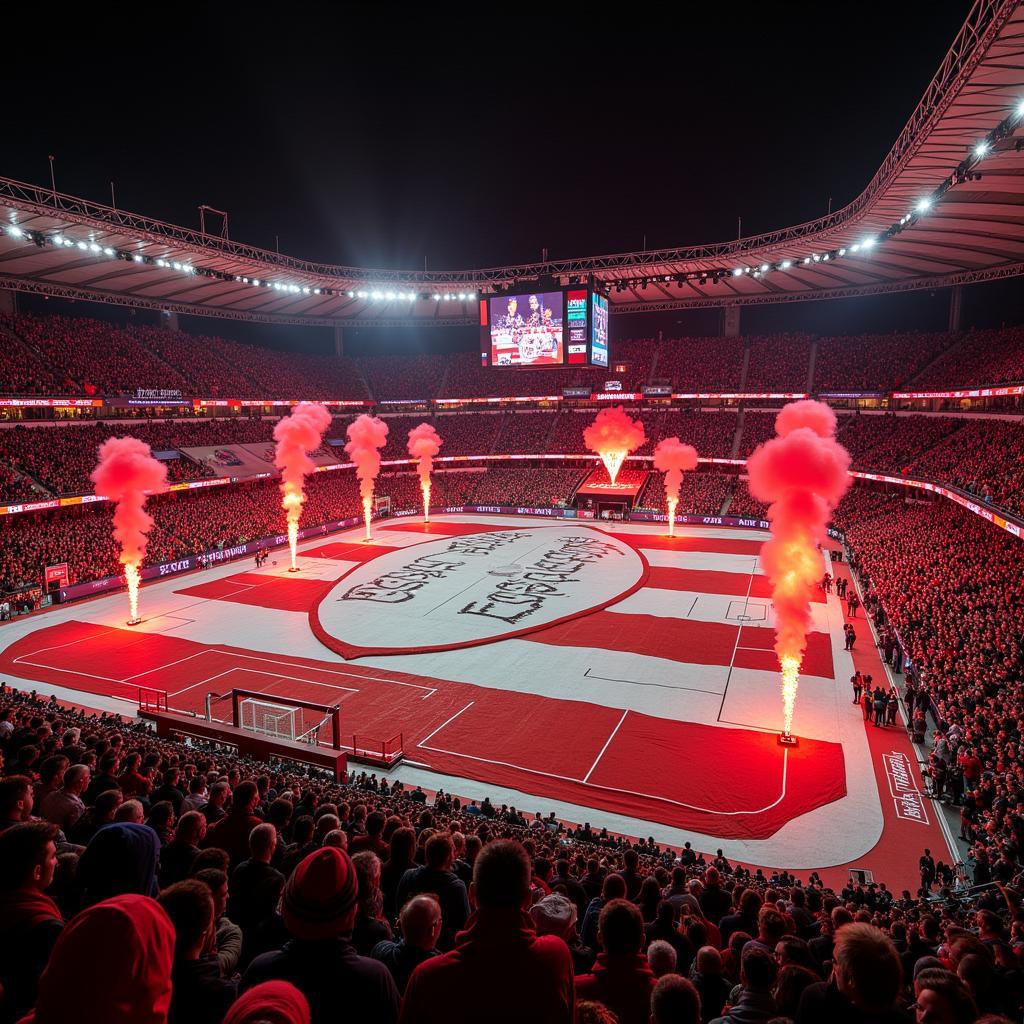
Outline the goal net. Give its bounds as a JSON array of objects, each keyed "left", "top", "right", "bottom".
[{"left": 239, "top": 698, "right": 301, "bottom": 741}]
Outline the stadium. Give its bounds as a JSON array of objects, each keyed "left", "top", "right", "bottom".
[{"left": 2, "top": 4, "right": 1024, "bottom": 1023}]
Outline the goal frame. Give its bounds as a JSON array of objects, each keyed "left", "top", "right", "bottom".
[{"left": 229, "top": 687, "right": 341, "bottom": 750}]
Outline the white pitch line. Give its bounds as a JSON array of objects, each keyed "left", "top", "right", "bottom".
[
  {"left": 582, "top": 710, "right": 629, "bottom": 784},
  {"left": 417, "top": 701, "right": 475, "bottom": 747}
]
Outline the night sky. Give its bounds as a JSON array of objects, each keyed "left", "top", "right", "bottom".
[{"left": 13, "top": 2, "right": 1012, "bottom": 353}]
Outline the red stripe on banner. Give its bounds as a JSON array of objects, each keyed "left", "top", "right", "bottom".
[
  {"left": 646, "top": 565, "right": 825, "bottom": 604},
  {"left": 0, "top": 620, "right": 846, "bottom": 840},
  {"left": 609, "top": 532, "right": 763, "bottom": 555},
  {"left": 176, "top": 573, "right": 337, "bottom": 612},
  {"left": 300, "top": 541, "right": 400, "bottom": 561},
  {"left": 530, "top": 611, "right": 834, "bottom": 678},
  {"left": 378, "top": 521, "right": 524, "bottom": 537}
]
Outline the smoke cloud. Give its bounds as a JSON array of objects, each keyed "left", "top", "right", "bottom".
[
  {"left": 746, "top": 399, "right": 851, "bottom": 733},
  {"left": 90, "top": 436, "right": 169, "bottom": 568},
  {"left": 273, "top": 402, "right": 332, "bottom": 569},
  {"left": 653, "top": 436, "right": 699, "bottom": 507},
  {"left": 406, "top": 422, "right": 443, "bottom": 490},
  {"left": 90, "top": 436, "right": 169, "bottom": 622},
  {"left": 345, "top": 414, "right": 390, "bottom": 536},
  {"left": 583, "top": 406, "right": 646, "bottom": 484}
]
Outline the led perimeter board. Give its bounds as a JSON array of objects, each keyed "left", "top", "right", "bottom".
[{"left": 479, "top": 286, "right": 609, "bottom": 368}]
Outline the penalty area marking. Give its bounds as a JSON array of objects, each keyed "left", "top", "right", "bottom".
[{"left": 416, "top": 701, "right": 790, "bottom": 817}]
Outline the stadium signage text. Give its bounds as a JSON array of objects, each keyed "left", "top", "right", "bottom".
[{"left": 882, "top": 751, "right": 929, "bottom": 824}]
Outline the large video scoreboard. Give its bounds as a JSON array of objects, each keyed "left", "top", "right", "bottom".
[{"left": 479, "top": 286, "right": 609, "bottom": 369}]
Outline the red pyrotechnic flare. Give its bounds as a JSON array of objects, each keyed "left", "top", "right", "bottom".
[
  {"left": 583, "top": 406, "right": 646, "bottom": 485},
  {"left": 273, "top": 402, "right": 332, "bottom": 571},
  {"left": 407, "top": 422, "right": 443, "bottom": 523},
  {"left": 746, "top": 399, "right": 851, "bottom": 739},
  {"left": 345, "top": 414, "right": 389, "bottom": 540},
  {"left": 90, "top": 436, "right": 168, "bottom": 625},
  {"left": 653, "top": 436, "right": 699, "bottom": 537}
]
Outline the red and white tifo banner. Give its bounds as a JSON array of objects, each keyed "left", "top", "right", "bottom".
[{"left": 882, "top": 751, "right": 929, "bottom": 824}]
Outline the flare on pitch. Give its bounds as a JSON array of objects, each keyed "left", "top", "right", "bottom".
[
  {"left": 583, "top": 406, "right": 645, "bottom": 485},
  {"left": 746, "top": 399, "right": 851, "bottom": 741},
  {"left": 407, "top": 422, "right": 443, "bottom": 522},
  {"left": 653, "top": 436, "right": 699, "bottom": 537},
  {"left": 90, "top": 437, "right": 168, "bottom": 625},
  {"left": 273, "top": 402, "right": 332, "bottom": 571},
  {"left": 345, "top": 414, "right": 389, "bottom": 540}
]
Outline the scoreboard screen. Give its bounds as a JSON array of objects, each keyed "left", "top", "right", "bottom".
[{"left": 479, "top": 286, "right": 609, "bottom": 369}]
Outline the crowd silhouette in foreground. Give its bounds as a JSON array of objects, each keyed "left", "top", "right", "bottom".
[{"left": 1, "top": 681, "right": 1022, "bottom": 1024}]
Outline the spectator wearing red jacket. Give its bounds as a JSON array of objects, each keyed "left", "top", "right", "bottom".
[
  {"left": 203, "top": 781, "right": 262, "bottom": 866},
  {"left": 576, "top": 899, "right": 657, "bottom": 1024},
  {"left": 400, "top": 839, "right": 574, "bottom": 1024}
]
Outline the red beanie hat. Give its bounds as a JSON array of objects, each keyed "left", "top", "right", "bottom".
[
  {"left": 223, "top": 981, "right": 310, "bottom": 1024},
  {"left": 282, "top": 847, "right": 359, "bottom": 941}
]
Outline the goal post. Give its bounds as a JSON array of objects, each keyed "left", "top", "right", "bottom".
[{"left": 227, "top": 688, "right": 342, "bottom": 750}]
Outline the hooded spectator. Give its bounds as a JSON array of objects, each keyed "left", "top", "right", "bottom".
[
  {"left": 19, "top": 894, "right": 174, "bottom": 1024},
  {"left": 223, "top": 981, "right": 310, "bottom": 1024},
  {"left": 77, "top": 822, "right": 160, "bottom": 904}
]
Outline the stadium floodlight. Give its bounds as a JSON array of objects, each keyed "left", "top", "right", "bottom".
[
  {"left": 861, "top": 236, "right": 877, "bottom": 249},
  {"left": 916, "top": 198, "right": 932, "bottom": 213},
  {"left": 314, "top": 288, "right": 321, "bottom": 295},
  {"left": 1018, "top": 99, "right": 1024, "bottom": 117},
  {"left": 838, "top": 248, "right": 846, "bottom": 256},
  {"left": 8, "top": 225, "right": 23, "bottom": 238},
  {"left": 732, "top": 267, "right": 743, "bottom": 277},
  {"left": 780, "top": 260, "right": 792, "bottom": 269},
  {"left": 458, "top": 293, "right": 466, "bottom": 301},
  {"left": 760, "top": 263, "right": 769, "bottom": 273},
  {"left": 172, "top": 262, "right": 182, "bottom": 271},
  {"left": 103, "top": 247, "right": 114, "bottom": 256},
  {"left": 822, "top": 254, "right": 830, "bottom": 261},
  {"left": 134, "top": 254, "right": 144, "bottom": 263},
  {"left": 974, "top": 141, "right": 990, "bottom": 157},
  {"left": 467, "top": 292, "right": 475, "bottom": 299},
  {"left": 811, "top": 253, "right": 820, "bottom": 262},
  {"left": 302, "top": 287, "right": 310, "bottom": 295},
  {"left": 89, "top": 242, "right": 101, "bottom": 253},
  {"left": 433, "top": 293, "right": 441, "bottom": 301},
  {"left": 802, "top": 257, "right": 811, "bottom": 264},
  {"left": 52, "top": 235, "right": 64, "bottom": 246},
  {"left": 252, "top": 279, "right": 260, "bottom": 286}
]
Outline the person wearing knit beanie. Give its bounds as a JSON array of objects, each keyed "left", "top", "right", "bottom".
[
  {"left": 282, "top": 846, "right": 359, "bottom": 941},
  {"left": 241, "top": 847, "right": 400, "bottom": 1024}
]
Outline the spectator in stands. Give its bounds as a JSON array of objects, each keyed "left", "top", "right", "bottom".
[
  {"left": 77, "top": 822, "right": 161, "bottom": 904},
  {"left": 229, "top": 822, "right": 285, "bottom": 949},
  {"left": 0, "top": 774, "right": 34, "bottom": 831},
  {"left": 21, "top": 893, "right": 175, "bottom": 1024},
  {"left": 796, "top": 923, "right": 904, "bottom": 1023},
  {"left": 395, "top": 832, "right": 469, "bottom": 951},
  {"left": 691, "top": 945, "right": 732, "bottom": 1022},
  {"left": 39, "top": 763, "right": 89, "bottom": 831},
  {"left": 912, "top": 968, "right": 978, "bottom": 1024},
  {"left": 708, "top": 946, "right": 777, "bottom": 1024},
  {"left": 0, "top": 822, "right": 62, "bottom": 1022},
  {"left": 222, "top": 981, "right": 310, "bottom": 1024},
  {"left": 576, "top": 899, "right": 658, "bottom": 1024},
  {"left": 159, "top": 811, "right": 207, "bottom": 888},
  {"left": 158, "top": 879, "right": 238, "bottom": 1024},
  {"left": 401, "top": 839, "right": 575, "bottom": 1024},
  {"left": 204, "top": 780, "right": 262, "bottom": 865},
  {"left": 370, "top": 893, "right": 442, "bottom": 994},
  {"left": 352, "top": 851, "right": 392, "bottom": 955},
  {"left": 242, "top": 847, "right": 400, "bottom": 1024},
  {"left": 650, "top": 974, "right": 702, "bottom": 1024}
]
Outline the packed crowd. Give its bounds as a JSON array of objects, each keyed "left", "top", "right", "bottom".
[
  {"left": 6, "top": 311, "right": 1024, "bottom": 403},
  {"left": 814, "top": 332, "right": 959, "bottom": 392},
  {"left": 635, "top": 472, "right": 734, "bottom": 517},
  {"left": 0, "top": 685, "right": 1021, "bottom": 1024},
  {"left": 914, "top": 326, "right": 1024, "bottom": 388},
  {"left": 836, "top": 491, "right": 1024, "bottom": 888}
]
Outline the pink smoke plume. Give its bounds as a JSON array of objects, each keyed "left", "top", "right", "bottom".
[
  {"left": 273, "top": 402, "right": 332, "bottom": 569},
  {"left": 746, "top": 399, "right": 851, "bottom": 735},
  {"left": 653, "top": 437, "right": 699, "bottom": 536},
  {"left": 345, "top": 414, "right": 390, "bottom": 539},
  {"left": 90, "top": 436, "right": 169, "bottom": 623},
  {"left": 583, "top": 406, "right": 646, "bottom": 484},
  {"left": 407, "top": 422, "right": 443, "bottom": 520}
]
